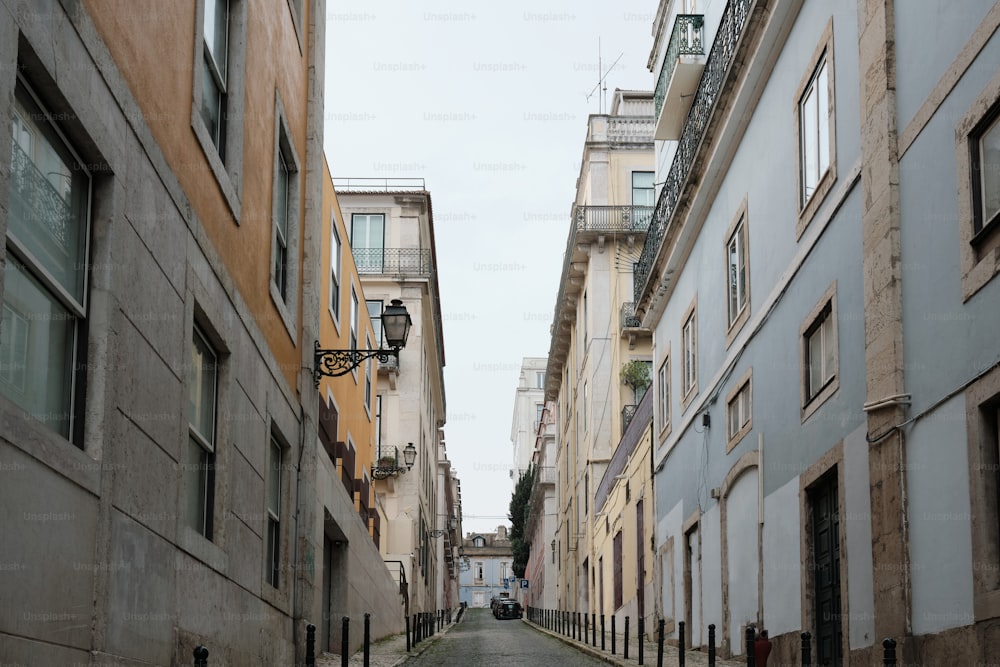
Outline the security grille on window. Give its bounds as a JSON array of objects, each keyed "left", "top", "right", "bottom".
[
  {"left": 799, "top": 55, "right": 830, "bottom": 208},
  {"left": 201, "top": 0, "right": 230, "bottom": 155},
  {"left": 2, "top": 80, "right": 91, "bottom": 443},
  {"left": 266, "top": 436, "right": 282, "bottom": 588},
  {"left": 805, "top": 303, "right": 836, "bottom": 402},
  {"left": 188, "top": 327, "right": 218, "bottom": 539}
]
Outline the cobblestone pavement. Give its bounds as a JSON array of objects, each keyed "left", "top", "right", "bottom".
[{"left": 317, "top": 608, "right": 745, "bottom": 667}]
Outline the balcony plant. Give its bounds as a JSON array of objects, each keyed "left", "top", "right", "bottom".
[{"left": 621, "top": 360, "right": 652, "bottom": 400}]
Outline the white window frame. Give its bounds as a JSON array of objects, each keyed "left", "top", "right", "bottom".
[
  {"left": 364, "top": 335, "right": 373, "bottom": 419},
  {"left": 329, "top": 218, "right": 342, "bottom": 327},
  {"left": 188, "top": 325, "right": 218, "bottom": 539},
  {"left": 794, "top": 20, "right": 837, "bottom": 237},
  {"left": 367, "top": 299, "right": 384, "bottom": 348},
  {"left": 800, "top": 282, "right": 839, "bottom": 422},
  {"left": 680, "top": 297, "right": 698, "bottom": 408},
  {"left": 725, "top": 199, "right": 750, "bottom": 344},
  {"left": 266, "top": 433, "right": 283, "bottom": 588},
  {"left": 350, "top": 285, "right": 359, "bottom": 380},
  {"left": 726, "top": 368, "right": 753, "bottom": 452},
  {"left": 658, "top": 352, "right": 671, "bottom": 438},
  {"left": 269, "top": 92, "right": 301, "bottom": 338}
]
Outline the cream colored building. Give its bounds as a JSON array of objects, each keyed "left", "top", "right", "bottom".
[
  {"left": 542, "top": 90, "right": 655, "bottom": 615},
  {"left": 511, "top": 357, "right": 547, "bottom": 481},
  {"left": 333, "top": 180, "right": 451, "bottom": 618}
]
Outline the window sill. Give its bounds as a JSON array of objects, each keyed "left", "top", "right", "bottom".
[
  {"left": 190, "top": 110, "right": 242, "bottom": 222},
  {"left": 801, "top": 375, "right": 839, "bottom": 423},
  {"left": 269, "top": 281, "right": 298, "bottom": 343}
]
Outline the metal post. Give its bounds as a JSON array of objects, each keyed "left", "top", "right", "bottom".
[
  {"left": 306, "top": 623, "right": 316, "bottom": 667},
  {"left": 341, "top": 617, "right": 349, "bottom": 667},
  {"left": 612, "top": 615, "right": 617, "bottom": 655},
  {"left": 678, "top": 620, "right": 685, "bottom": 667},
  {"left": 639, "top": 617, "right": 645, "bottom": 665},
  {"left": 800, "top": 632, "right": 811, "bottom": 667},
  {"left": 363, "top": 614, "right": 371, "bottom": 667},
  {"left": 413, "top": 614, "right": 419, "bottom": 645},
  {"left": 601, "top": 614, "right": 606, "bottom": 651},
  {"left": 406, "top": 615, "right": 411, "bottom": 652},
  {"left": 708, "top": 624, "right": 716, "bottom": 667},
  {"left": 746, "top": 626, "right": 756, "bottom": 667},
  {"left": 592, "top": 613, "right": 597, "bottom": 647},
  {"left": 657, "top": 618, "right": 665, "bottom": 667},
  {"left": 625, "top": 616, "right": 630, "bottom": 660},
  {"left": 585, "top": 611, "right": 589, "bottom": 644},
  {"left": 883, "top": 638, "right": 897, "bottom": 666},
  {"left": 193, "top": 646, "right": 208, "bottom": 667}
]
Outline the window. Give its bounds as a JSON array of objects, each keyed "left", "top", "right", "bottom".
[
  {"left": 635, "top": 360, "right": 653, "bottom": 404},
  {"left": 269, "top": 94, "right": 301, "bottom": 326},
  {"left": 972, "top": 109, "right": 1000, "bottom": 239},
  {"left": 2, "top": 80, "right": 91, "bottom": 443},
  {"left": 535, "top": 403, "right": 544, "bottom": 426},
  {"left": 500, "top": 561, "right": 508, "bottom": 583},
  {"left": 582, "top": 381, "right": 588, "bottom": 427},
  {"left": 632, "top": 171, "right": 654, "bottom": 206},
  {"left": 584, "top": 473, "right": 589, "bottom": 515},
  {"left": 201, "top": 0, "right": 229, "bottom": 155},
  {"left": 193, "top": 0, "right": 245, "bottom": 215},
  {"left": 351, "top": 213, "right": 385, "bottom": 272},
  {"left": 350, "top": 287, "right": 359, "bottom": 354},
  {"left": 800, "top": 283, "right": 839, "bottom": 420},
  {"left": 266, "top": 435, "right": 283, "bottom": 588},
  {"left": 188, "top": 326, "right": 218, "bottom": 539},
  {"left": 681, "top": 299, "right": 698, "bottom": 404},
  {"left": 474, "top": 562, "right": 484, "bottom": 582},
  {"left": 364, "top": 337, "right": 373, "bottom": 414},
  {"left": 795, "top": 20, "right": 836, "bottom": 236},
  {"left": 726, "top": 369, "right": 752, "bottom": 451},
  {"left": 613, "top": 530, "right": 623, "bottom": 609},
  {"left": 725, "top": 207, "right": 750, "bottom": 335},
  {"left": 582, "top": 291, "right": 588, "bottom": 347},
  {"left": 375, "top": 395, "right": 382, "bottom": 452},
  {"left": 367, "top": 299, "right": 383, "bottom": 347},
  {"left": 330, "top": 221, "right": 342, "bottom": 321},
  {"left": 658, "top": 355, "right": 670, "bottom": 434},
  {"left": 473, "top": 536, "right": 486, "bottom": 548}
]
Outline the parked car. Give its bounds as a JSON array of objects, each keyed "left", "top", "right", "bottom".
[{"left": 495, "top": 599, "right": 522, "bottom": 620}]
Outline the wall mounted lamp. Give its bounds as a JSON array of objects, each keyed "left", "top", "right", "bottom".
[{"left": 314, "top": 299, "right": 412, "bottom": 387}]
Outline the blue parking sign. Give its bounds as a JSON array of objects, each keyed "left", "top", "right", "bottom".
[{"left": 520, "top": 579, "right": 529, "bottom": 589}]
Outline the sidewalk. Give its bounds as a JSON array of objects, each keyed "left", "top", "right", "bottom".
[
  {"left": 525, "top": 618, "right": 745, "bottom": 667},
  {"left": 315, "top": 617, "right": 460, "bottom": 667}
]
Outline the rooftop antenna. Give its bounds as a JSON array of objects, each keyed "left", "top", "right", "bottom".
[{"left": 585, "top": 38, "right": 623, "bottom": 114}]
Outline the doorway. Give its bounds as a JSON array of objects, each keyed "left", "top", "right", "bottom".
[{"left": 810, "top": 471, "right": 842, "bottom": 666}]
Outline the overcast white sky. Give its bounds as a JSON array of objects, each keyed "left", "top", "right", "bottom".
[{"left": 323, "top": 0, "right": 656, "bottom": 537}]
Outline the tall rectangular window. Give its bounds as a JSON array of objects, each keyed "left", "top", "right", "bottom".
[
  {"left": 375, "top": 395, "right": 382, "bottom": 452},
  {"left": 2, "top": 80, "right": 91, "bottom": 442},
  {"left": 273, "top": 152, "right": 290, "bottom": 299},
  {"left": 805, "top": 303, "right": 836, "bottom": 401},
  {"left": 188, "top": 326, "right": 218, "bottom": 538},
  {"left": 658, "top": 356, "right": 670, "bottom": 433},
  {"left": 535, "top": 403, "right": 544, "bottom": 426},
  {"left": 364, "top": 337, "right": 373, "bottom": 413},
  {"left": 681, "top": 302, "right": 698, "bottom": 400},
  {"left": 632, "top": 171, "right": 654, "bottom": 206},
  {"left": 266, "top": 435, "right": 282, "bottom": 588},
  {"left": 536, "top": 371, "right": 545, "bottom": 389},
  {"left": 351, "top": 213, "right": 385, "bottom": 272},
  {"left": 613, "top": 530, "right": 624, "bottom": 609},
  {"left": 972, "top": 110, "right": 1000, "bottom": 236},
  {"left": 367, "top": 299, "right": 383, "bottom": 347},
  {"left": 726, "top": 214, "right": 748, "bottom": 328},
  {"left": 330, "top": 222, "right": 341, "bottom": 320},
  {"left": 799, "top": 56, "right": 829, "bottom": 208},
  {"left": 350, "top": 288, "right": 359, "bottom": 353},
  {"left": 201, "top": 0, "right": 229, "bottom": 155},
  {"left": 726, "top": 370, "right": 753, "bottom": 451},
  {"left": 582, "top": 381, "right": 588, "bottom": 427}
]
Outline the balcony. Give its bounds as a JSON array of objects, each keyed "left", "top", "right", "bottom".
[
  {"left": 573, "top": 205, "right": 653, "bottom": 234},
  {"left": 621, "top": 405, "right": 638, "bottom": 436},
  {"left": 653, "top": 15, "right": 706, "bottom": 141},
  {"left": 621, "top": 302, "right": 643, "bottom": 330},
  {"left": 637, "top": 0, "right": 756, "bottom": 306},
  {"left": 9, "top": 142, "right": 72, "bottom": 250},
  {"left": 606, "top": 116, "right": 656, "bottom": 145},
  {"left": 353, "top": 247, "right": 433, "bottom": 277}
]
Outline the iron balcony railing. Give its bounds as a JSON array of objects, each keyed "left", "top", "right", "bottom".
[
  {"left": 332, "top": 177, "right": 426, "bottom": 192},
  {"left": 573, "top": 205, "right": 654, "bottom": 233},
  {"left": 353, "top": 247, "right": 433, "bottom": 276},
  {"left": 653, "top": 14, "right": 706, "bottom": 120},
  {"left": 9, "top": 142, "right": 71, "bottom": 248},
  {"left": 621, "top": 302, "right": 642, "bottom": 329},
  {"left": 637, "top": 0, "right": 754, "bottom": 304}
]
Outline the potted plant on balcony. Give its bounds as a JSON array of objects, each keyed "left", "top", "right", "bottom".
[{"left": 620, "top": 360, "right": 651, "bottom": 401}]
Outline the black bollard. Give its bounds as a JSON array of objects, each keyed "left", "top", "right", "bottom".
[
  {"left": 800, "top": 632, "right": 811, "bottom": 667},
  {"left": 363, "top": 613, "right": 371, "bottom": 667},
  {"left": 612, "top": 615, "right": 617, "bottom": 655},
  {"left": 341, "top": 617, "right": 350, "bottom": 667},
  {"left": 678, "top": 620, "right": 685, "bottom": 667},
  {"left": 639, "top": 617, "right": 645, "bottom": 665},
  {"left": 708, "top": 624, "right": 716, "bottom": 667},
  {"left": 657, "top": 618, "right": 665, "bottom": 667},
  {"left": 585, "top": 611, "right": 589, "bottom": 644},
  {"left": 193, "top": 646, "right": 208, "bottom": 667},
  {"left": 883, "top": 637, "right": 897, "bottom": 666},
  {"left": 306, "top": 623, "right": 316, "bottom": 667},
  {"left": 601, "top": 614, "right": 606, "bottom": 651},
  {"left": 746, "top": 625, "right": 756, "bottom": 667},
  {"left": 406, "top": 615, "right": 411, "bottom": 652},
  {"left": 625, "top": 616, "right": 630, "bottom": 660},
  {"left": 413, "top": 613, "right": 420, "bottom": 645},
  {"left": 592, "top": 613, "right": 597, "bottom": 647}
]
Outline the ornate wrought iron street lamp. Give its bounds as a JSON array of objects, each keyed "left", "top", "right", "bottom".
[
  {"left": 371, "top": 442, "right": 417, "bottom": 480},
  {"left": 314, "top": 299, "right": 412, "bottom": 387}
]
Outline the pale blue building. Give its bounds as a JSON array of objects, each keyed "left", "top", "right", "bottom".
[{"left": 457, "top": 527, "right": 515, "bottom": 608}]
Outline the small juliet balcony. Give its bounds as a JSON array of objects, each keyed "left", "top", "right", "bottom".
[
  {"left": 352, "top": 247, "right": 433, "bottom": 278},
  {"left": 654, "top": 14, "right": 706, "bottom": 141}
]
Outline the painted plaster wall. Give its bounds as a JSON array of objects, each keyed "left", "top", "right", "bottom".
[
  {"left": 907, "top": 394, "right": 975, "bottom": 635},
  {"left": 700, "top": 504, "right": 723, "bottom": 640},
  {"left": 843, "top": 424, "right": 875, "bottom": 649},
  {"left": 762, "top": 477, "right": 801, "bottom": 637},
  {"left": 725, "top": 470, "right": 758, "bottom": 655}
]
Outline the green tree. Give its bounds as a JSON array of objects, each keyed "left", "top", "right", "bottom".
[{"left": 508, "top": 465, "right": 535, "bottom": 578}]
